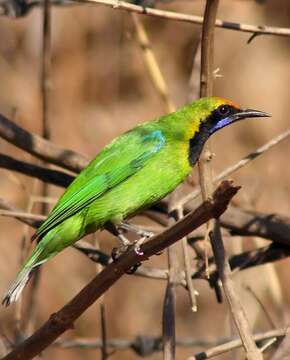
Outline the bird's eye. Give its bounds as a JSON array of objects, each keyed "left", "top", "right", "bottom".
[{"left": 217, "top": 105, "right": 230, "bottom": 117}]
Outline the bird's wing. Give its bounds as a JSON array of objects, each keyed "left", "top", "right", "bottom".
[{"left": 34, "top": 129, "right": 165, "bottom": 239}]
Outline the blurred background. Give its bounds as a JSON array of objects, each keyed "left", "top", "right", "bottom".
[{"left": 0, "top": 0, "right": 289, "bottom": 358}]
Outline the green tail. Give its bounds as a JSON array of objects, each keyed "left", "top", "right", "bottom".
[{"left": 2, "top": 246, "right": 46, "bottom": 306}]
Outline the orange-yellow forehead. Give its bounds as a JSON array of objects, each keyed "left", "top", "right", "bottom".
[{"left": 214, "top": 96, "right": 241, "bottom": 110}]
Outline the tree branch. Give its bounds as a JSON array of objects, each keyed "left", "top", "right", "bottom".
[
  {"left": 1, "top": 180, "right": 239, "bottom": 360},
  {"left": 0, "top": 153, "right": 74, "bottom": 188},
  {"left": 193, "top": 328, "right": 288, "bottom": 359},
  {"left": 0, "top": 113, "right": 88, "bottom": 173},
  {"left": 3, "top": 0, "right": 290, "bottom": 39}
]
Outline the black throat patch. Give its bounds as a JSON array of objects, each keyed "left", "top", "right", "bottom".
[
  {"left": 188, "top": 122, "right": 211, "bottom": 166},
  {"left": 188, "top": 104, "right": 240, "bottom": 166}
]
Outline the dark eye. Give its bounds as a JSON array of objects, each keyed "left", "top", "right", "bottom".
[{"left": 217, "top": 105, "right": 230, "bottom": 117}]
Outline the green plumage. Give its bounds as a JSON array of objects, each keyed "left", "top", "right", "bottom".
[{"left": 2, "top": 97, "right": 268, "bottom": 305}]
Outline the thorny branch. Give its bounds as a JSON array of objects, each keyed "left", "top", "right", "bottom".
[{"left": 2, "top": 181, "right": 239, "bottom": 360}]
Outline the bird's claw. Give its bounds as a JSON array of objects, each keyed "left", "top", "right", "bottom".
[
  {"left": 126, "top": 262, "right": 141, "bottom": 274},
  {"left": 111, "top": 247, "right": 142, "bottom": 274}
]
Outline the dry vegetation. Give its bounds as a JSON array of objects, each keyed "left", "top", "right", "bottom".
[{"left": 0, "top": 0, "right": 290, "bottom": 359}]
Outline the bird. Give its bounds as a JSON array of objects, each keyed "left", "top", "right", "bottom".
[{"left": 2, "top": 96, "right": 269, "bottom": 306}]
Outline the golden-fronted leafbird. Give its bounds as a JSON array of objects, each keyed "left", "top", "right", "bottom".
[{"left": 2, "top": 97, "right": 269, "bottom": 306}]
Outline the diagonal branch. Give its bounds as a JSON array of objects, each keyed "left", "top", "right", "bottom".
[{"left": 1, "top": 180, "right": 239, "bottom": 360}]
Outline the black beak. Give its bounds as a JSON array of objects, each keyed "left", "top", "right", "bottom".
[{"left": 231, "top": 109, "right": 271, "bottom": 122}]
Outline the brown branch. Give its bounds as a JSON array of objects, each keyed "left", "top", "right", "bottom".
[
  {"left": 193, "top": 328, "right": 288, "bottom": 359},
  {"left": 0, "top": 198, "right": 41, "bottom": 228},
  {"left": 1, "top": 180, "right": 239, "bottom": 360},
  {"left": 209, "top": 222, "right": 262, "bottom": 359},
  {"left": 193, "top": 242, "right": 290, "bottom": 281},
  {"left": 272, "top": 328, "right": 290, "bottom": 360},
  {"left": 2, "top": 0, "right": 290, "bottom": 39},
  {"left": 197, "top": 0, "right": 218, "bottom": 280},
  {"left": 198, "top": 0, "right": 261, "bottom": 358},
  {"left": 2, "top": 187, "right": 290, "bottom": 250},
  {"left": 0, "top": 113, "right": 88, "bottom": 173},
  {"left": 30, "top": 0, "right": 290, "bottom": 38},
  {"left": 0, "top": 154, "right": 74, "bottom": 187},
  {"left": 162, "top": 276, "right": 176, "bottom": 360},
  {"left": 220, "top": 206, "right": 290, "bottom": 247},
  {"left": 1, "top": 196, "right": 290, "bottom": 285},
  {"left": 51, "top": 328, "right": 287, "bottom": 356}
]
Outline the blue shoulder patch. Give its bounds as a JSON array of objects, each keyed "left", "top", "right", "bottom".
[{"left": 143, "top": 130, "right": 165, "bottom": 153}]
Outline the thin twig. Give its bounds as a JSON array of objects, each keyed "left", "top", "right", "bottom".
[
  {"left": 51, "top": 328, "right": 288, "bottom": 356},
  {"left": 197, "top": 0, "right": 218, "bottom": 281},
  {"left": 192, "top": 328, "right": 288, "bottom": 359},
  {"left": 210, "top": 222, "right": 263, "bottom": 359},
  {"left": 178, "top": 207, "right": 197, "bottom": 312},
  {"left": 198, "top": 1, "right": 261, "bottom": 359},
  {"left": 132, "top": 13, "right": 175, "bottom": 113},
  {"left": 68, "top": 0, "right": 290, "bottom": 38},
  {"left": 3, "top": 0, "right": 290, "bottom": 39}
]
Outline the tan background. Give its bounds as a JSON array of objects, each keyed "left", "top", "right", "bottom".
[{"left": 0, "top": 0, "right": 289, "bottom": 359}]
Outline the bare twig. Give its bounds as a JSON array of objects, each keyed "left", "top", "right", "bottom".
[
  {"left": 100, "top": 302, "right": 108, "bottom": 359},
  {"left": 210, "top": 222, "right": 263, "bottom": 359},
  {"left": 0, "top": 113, "right": 88, "bottom": 173},
  {"left": 272, "top": 328, "right": 290, "bottom": 360},
  {"left": 0, "top": 154, "right": 74, "bottom": 187},
  {"left": 132, "top": 13, "right": 175, "bottom": 113},
  {"left": 220, "top": 205, "right": 290, "bottom": 247},
  {"left": 29, "top": 0, "right": 290, "bottom": 38},
  {"left": 198, "top": 1, "right": 261, "bottom": 359},
  {"left": 51, "top": 328, "right": 288, "bottom": 356},
  {"left": 197, "top": 0, "right": 218, "bottom": 280},
  {"left": 162, "top": 275, "right": 176, "bottom": 360},
  {"left": 192, "top": 328, "right": 288, "bottom": 359},
  {"left": 2, "top": 181, "right": 239, "bottom": 360},
  {"left": 178, "top": 207, "right": 197, "bottom": 312},
  {"left": 193, "top": 243, "right": 290, "bottom": 281}
]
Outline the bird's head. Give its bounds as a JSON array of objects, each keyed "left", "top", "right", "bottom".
[{"left": 192, "top": 97, "right": 270, "bottom": 136}]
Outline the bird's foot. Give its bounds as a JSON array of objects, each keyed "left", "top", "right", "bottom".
[
  {"left": 111, "top": 235, "right": 150, "bottom": 274},
  {"left": 133, "top": 236, "right": 146, "bottom": 256},
  {"left": 110, "top": 222, "right": 154, "bottom": 273},
  {"left": 111, "top": 236, "right": 146, "bottom": 260},
  {"left": 118, "top": 222, "right": 155, "bottom": 239},
  {"left": 111, "top": 244, "right": 142, "bottom": 274}
]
